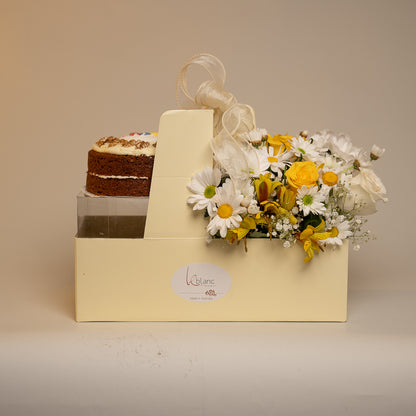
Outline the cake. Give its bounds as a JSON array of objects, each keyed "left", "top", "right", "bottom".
[{"left": 86, "top": 132, "right": 157, "bottom": 196}]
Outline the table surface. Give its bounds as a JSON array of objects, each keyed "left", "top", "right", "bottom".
[{"left": 1, "top": 260, "right": 415, "bottom": 416}]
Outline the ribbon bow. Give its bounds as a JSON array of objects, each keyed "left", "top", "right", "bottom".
[{"left": 176, "top": 53, "right": 259, "bottom": 191}]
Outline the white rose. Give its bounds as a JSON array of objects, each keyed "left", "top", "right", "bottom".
[
  {"left": 342, "top": 168, "right": 387, "bottom": 215},
  {"left": 352, "top": 168, "right": 388, "bottom": 203},
  {"left": 342, "top": 184, "right": 377, "bottom": 215}
]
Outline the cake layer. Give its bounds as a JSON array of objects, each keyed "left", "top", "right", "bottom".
[
  {"left": 87, "top": 149, "right": 155, "bottom": 177},
  {"left": 86, "top": 173, "right": 151, "bottom": 196}
]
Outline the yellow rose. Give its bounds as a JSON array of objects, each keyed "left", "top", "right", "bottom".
[{"left": 285, "top": 161, "right": 319, "bottom": 189}]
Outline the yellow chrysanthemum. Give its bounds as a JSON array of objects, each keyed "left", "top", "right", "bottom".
[{"left": 322, "top": 171, "right": 339, "bottom": 186}]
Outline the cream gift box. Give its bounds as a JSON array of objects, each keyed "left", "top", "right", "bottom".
[{"left": 75, "top": 110, "right": 348, "bottom": 322}]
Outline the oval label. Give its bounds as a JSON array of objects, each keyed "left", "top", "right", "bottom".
[{"left": 171, "top": 263, "right": 232, "bottom": 303}]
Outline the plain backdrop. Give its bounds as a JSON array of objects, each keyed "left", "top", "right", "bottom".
[{"left": 1, "top": 1, "right": 415, "bottom": 415}]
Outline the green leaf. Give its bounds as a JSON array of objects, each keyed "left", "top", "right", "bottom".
[{"left": 248, "top": 231, "right": 269, "bottom": 238}]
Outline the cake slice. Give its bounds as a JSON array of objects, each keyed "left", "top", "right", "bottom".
[{"left": 86, "top": 132, "right": 157, "bottom": 196}]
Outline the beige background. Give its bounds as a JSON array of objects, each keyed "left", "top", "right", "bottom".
[{"left": 1, "top": 1, "right": 415, "bottom": 415}]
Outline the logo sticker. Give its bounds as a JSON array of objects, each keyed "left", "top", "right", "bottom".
[{"left": 171, "top": 263, "right": 232, "bottom": 302}]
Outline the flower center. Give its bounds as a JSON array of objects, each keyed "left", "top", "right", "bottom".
[
  {"left": 204, "top": 185, "right": 216, "bottom": 199},
  {"left": 302, "top": 195, "right": 313, "bottom": 205},
  {"left": 217, "top": 203, "right": 233, "bottom": 219},
  {"left": 268, "top": 156, "right": 278, "bottom": 163},
  {"left": 322, "top": 171, "right": 338, "bottom": 186}
]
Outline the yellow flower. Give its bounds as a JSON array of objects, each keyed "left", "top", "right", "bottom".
[
  {"left": 259, "top": 200, "right": 297, "bottom": 229},
  {"left": 254, "top": 211, "right": 269, "bottom": 226},
  {"left": 267, "top": 133, "right": 293, "bottom": 155},
  {"left": 260, "top": 200, "right": 281, "bottom": 216},
  {"left": 226, "top": 216, "right": 257, "bottom": 243},
  {"left": 278, "top": 185, "right": 296, "bottom": 211},
  {"left": 285, "top": 161, "right": 319, "bottom": 189},
  {"left": 254, "top": 173, "right": 281, "bottom": 203},
  {"left": 322, "top": 171, "right": 338, "bottom": 186},
  {"left": 298, "top": 220, "right": 337, "bottom": 262}
]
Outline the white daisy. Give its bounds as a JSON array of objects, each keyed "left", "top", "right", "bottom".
[
  {"left": 327, "top": 133, "right": 360, "bottom": 163},
  {"left": 319, "top": 184, "right": 331, "bottom": 198},
  {"left": 207, "top": 179, "right": 247, "bottom": 238},
  {"left": 187, "top": 166, "right": 222, "bottom": 214},
  {"left": 289, "top": 136, "right": 320, "bottom": 161},
  {"left": 296, "top": 185, "right": 327, "bottom": 216},
  {"left": 310, "top": 130, "right": 333, "bottom": 151},
  {"left": 321, "top": 219, "right": 352, "bottom": 246},
  {"left": 267, "top": 147, "right": 292, "bottom": 180},
  {"left": 352, "top": 149, "right": 372, "bottom": 169},
  {"left": 319, "top": 155, "right": 345, "bottom": 174},
  {"left": 240, "top": 128, "right": 268, "bottom": 146}
]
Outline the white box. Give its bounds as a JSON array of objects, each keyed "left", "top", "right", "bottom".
[{"left": 75, "top": 110, "right": 348, "bottom": 322}]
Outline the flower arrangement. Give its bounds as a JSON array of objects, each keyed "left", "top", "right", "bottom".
[
  {"left": 187, "top": 129, "right": 387, "bottom": 262},
  {"left": 179, "top": 54, "right": 387, "bottom": 262}
]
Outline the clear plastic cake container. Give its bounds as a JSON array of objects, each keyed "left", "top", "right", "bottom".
[{"left": 76, "top": 192, "right": 149, "bottom": 238}]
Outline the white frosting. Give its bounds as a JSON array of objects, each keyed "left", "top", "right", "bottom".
[
  {"left": 92, "top": 143, "right": 156, "bottom": 156},
  {"left": 89, "top": 173, "right": 149, "bottom": 180},
  {"left": 93, "top": 133, "right": 157, "bottom": 156}
]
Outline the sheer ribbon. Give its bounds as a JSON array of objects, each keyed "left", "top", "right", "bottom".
[{"left": 176, "top": 53, "right": 259, "bottom": 190}]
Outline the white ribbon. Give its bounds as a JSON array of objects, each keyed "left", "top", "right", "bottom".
[
  {"left": 176, "top": 53, "right": 236, "bottom": 134},
  {"left": 176, "top": 53, "right": 259, "bottom": 190}
]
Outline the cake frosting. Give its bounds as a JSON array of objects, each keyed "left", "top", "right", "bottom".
[
  {"left": 86, "top": 132, "right": 157, "bottom": 197},
  {"left": 92, "top": 133, "right": 157, "bottom": 156}
]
